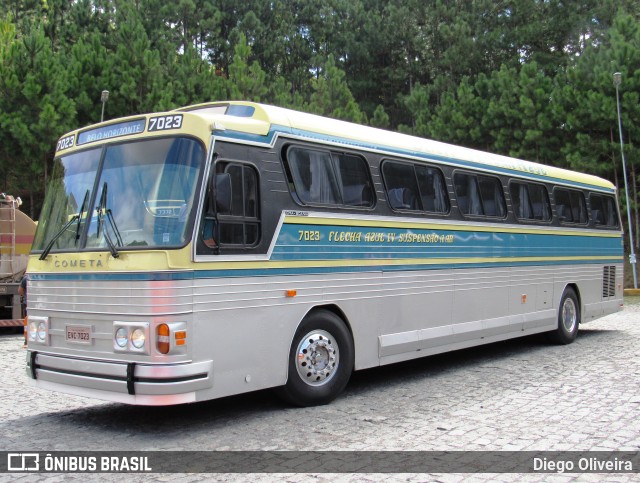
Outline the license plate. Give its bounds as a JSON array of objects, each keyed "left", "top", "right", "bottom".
[{"left": 66, "top": 325, "right": 91, "bottom": 344}]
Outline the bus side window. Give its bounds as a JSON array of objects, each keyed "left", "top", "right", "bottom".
[
  {"left": 529, "top": 183, "right": 551, "bottom": 221},
  {"left": 198, "top": 163, "right": 260, "bottom": 253},
  {"left": 555, "top": 188, "right": 587, "bottom": 225},
  {"left": 478, "top": 176, "right": 506, "bottom": 217},
  {"left": 454, "top": 173, "right": 481, "bottom": 215},
  {"left": 590, "top": 193, "right": 619, "bottom": 228},
  {"left": 285, "top": 147, "right": 373, "bottom": 208},
  {"left": 334, "top": 153, "right": 374, "bottom": 207},
  {"left": 220, "top": 164, "right": 260, "bottom": 245},
  {"left": 454, "top": 172, "right": 506, "bottom": 218},
  {"left": 555, "top": 189, "right": 571, "bottom": 221},
  {"left": 415, "top": 165, "right": 449, "bottom": 213},
  {"left": 382, "top": 161, "right": 421, "bottom": 211},
  {"left": 287, "top": 148, "right": 339, "bottom": 205},
  {"left": 510, "top": 182, "right": 551, "bottom": 222}
]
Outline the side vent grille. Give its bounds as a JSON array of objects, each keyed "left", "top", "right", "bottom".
[{"left": 602, "top": 266, "right": 616, "bottom": 298}]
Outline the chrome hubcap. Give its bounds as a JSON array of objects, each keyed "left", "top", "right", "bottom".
[
  {"left": 562, "top": 297, "right": 577, "bottom": 333},
  {"left": 295, "top": 330, "right": 339, "bottom": 386}
]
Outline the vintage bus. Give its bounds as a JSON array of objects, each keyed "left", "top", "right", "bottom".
[{"left": 25, "top": 101, "right": 623, "bottom": 406}]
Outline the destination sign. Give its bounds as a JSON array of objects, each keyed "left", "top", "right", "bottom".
[{"left": 77, "top": 119, "right": 146, "bottom": 146}]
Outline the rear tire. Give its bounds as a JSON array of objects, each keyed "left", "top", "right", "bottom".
[
  {"left": 548, "top": 287, "right": 580, "bottom": 344},
  {"left": 277, "top": 309, "right": 354, "bottom": 407}
]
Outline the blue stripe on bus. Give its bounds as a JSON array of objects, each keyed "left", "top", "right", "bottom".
[
  {"left": 28, "top": 256, "right": 623, "bottom": 282},
  {"left": 194, "top": 259, "right": 624, "bottom": 278},
  {"left": 271, "top": 223, "right": 622, "bottom": 261}
]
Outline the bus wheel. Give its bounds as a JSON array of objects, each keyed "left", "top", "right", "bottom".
[
  {"left": 278, "top": 309, "right": 354, "bottom": 407},
  {"left": 548, "top": 287, "right": 580, "bottom": 344}
]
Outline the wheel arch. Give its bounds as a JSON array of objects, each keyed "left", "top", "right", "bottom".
[
  {"left": 563, "top": 282, "right": 582, "bottom": 321},
  {"left": 301, "top": 304, "right": 354, "bottom": 339}
]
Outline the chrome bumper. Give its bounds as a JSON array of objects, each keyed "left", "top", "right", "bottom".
[{"left": 26, "top": 351, "right": 213, "bottom": 405}]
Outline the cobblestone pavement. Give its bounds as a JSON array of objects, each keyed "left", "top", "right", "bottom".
[{"left": 1, "top": 298, "right": 639, "bottom": 482}]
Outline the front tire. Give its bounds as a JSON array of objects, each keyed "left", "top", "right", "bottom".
[
  {"left": 278, "top": 310, "right": 354, "bottom": 407},
  {"left": 548, "top": 287, "right": 580, "bottom": 344}
]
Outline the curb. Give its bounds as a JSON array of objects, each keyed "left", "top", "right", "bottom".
[{"left": 624, "top": 289, "right": 640, "bottom": 296}]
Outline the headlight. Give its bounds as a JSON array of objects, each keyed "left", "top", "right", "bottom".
[
  {"left": 28, "top": 321, "right": 38, "bottom": 341},
  {"left": 27, "top": 317, "right": 49, "bottom": 344},
  {"left": 131, "top": 328, "right": 146, "bottom": 349},
  {"left": 37, "top": 321, "right": 47, "bottom": 341},
  {"left": 115, "top": 327, "right": 128, "bottom": 348},
  {"left": 113, "top": 322, "right": 149, "bottom": 353}
]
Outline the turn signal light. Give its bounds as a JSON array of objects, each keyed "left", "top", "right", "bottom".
[
  {"left": 157, "top": 323, "right": 171, "bottom": 354},
  {"left": 155, "top": 322, "right": 187, "bottom": 354},
  {"left": 175, "top": 330, "right": 186, "bottom": 346}
]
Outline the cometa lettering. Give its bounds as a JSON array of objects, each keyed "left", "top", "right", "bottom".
[{"left": 54, "top": 259, "right": 103, "bottom": 268}]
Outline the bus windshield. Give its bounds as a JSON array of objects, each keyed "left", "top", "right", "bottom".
[{"left": 32, "top": 136, "right": 205, "bottom": 254}]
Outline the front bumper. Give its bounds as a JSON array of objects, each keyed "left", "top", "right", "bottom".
[{"left": 26, "top": 351, "right": 213, "bottom": 405}]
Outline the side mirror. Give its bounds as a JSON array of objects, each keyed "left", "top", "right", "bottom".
[{"left": 213, "top": 173, "right": 231, "bottom": 214}]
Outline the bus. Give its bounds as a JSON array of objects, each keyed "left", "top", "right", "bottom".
[{"left": 25, "top": 101, "right": 624, "bottom": 407}]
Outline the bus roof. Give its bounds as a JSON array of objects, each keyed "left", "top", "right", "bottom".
[
  {"left": 178, "top": 101, "right": 615, "bottom": 192},
  {"left": 55, "top": 100, "right": 614, "bottom": 192}
]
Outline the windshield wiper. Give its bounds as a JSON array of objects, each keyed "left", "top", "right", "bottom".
[
  {"left": 39, "top": 190, "right": 90, "bottom": 261},
  {"left": 100, "top": 183, "right": 123, "bottom": 247},
  {"left": 96, "top": 182, "right": 121, "bottom": 258},
  {"left": 75, "top": 189, "right": 90, "bottom": 243}
]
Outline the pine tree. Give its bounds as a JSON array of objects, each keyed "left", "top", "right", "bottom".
[{"left": 308, "top": 55, "right": 365, "bottom": 123}]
